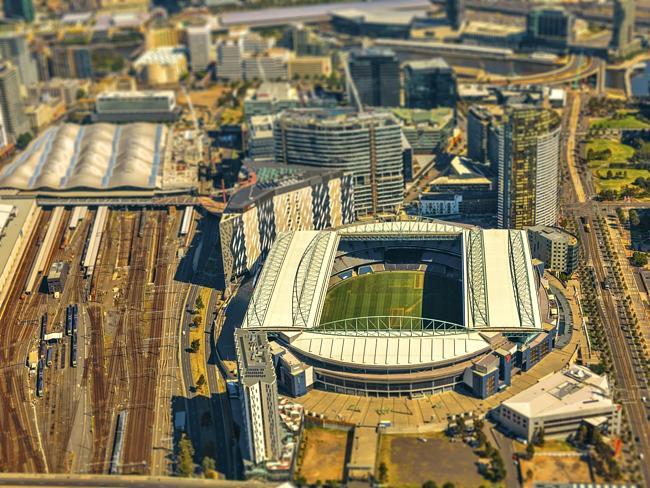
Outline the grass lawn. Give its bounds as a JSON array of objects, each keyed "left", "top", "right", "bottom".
[
  {"left": 590, "top": 113, "right": 650, "bottom": 130},
  {"left": 377, "top": 433, "right": 486, "bottom": 488},
  {"left": 585, "top": 139, "right": 649, "bottom": 192},
  {"left": 319, "top": 271, "right": 462, "bottom": 326},
  {"left": 586, "top": 139, "right": 635, "bottom": 167}
]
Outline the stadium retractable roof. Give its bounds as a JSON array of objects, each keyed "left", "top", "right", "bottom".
[{"left": 242, "top": 220, "right": 543, "bottom": 334}]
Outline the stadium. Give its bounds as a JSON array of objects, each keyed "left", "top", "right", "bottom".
[{"left": 241, "top": 219, "right": 558, "bottom": 398}]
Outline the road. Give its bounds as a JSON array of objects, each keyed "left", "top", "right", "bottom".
[{"left": 561, "top": 89, "right": 650, "bottom": 484}]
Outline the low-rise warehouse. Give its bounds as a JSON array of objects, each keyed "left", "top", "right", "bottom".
[{"left": 496, "top": 365, "right": 622, "bottom": 442}]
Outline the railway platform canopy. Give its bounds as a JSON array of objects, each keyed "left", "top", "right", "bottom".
[{"left": 0, "top": 123, "right": 168, "bottom": 192}]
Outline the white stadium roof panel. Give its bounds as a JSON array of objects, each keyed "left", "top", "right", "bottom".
[
  {"left": 289, "top": 331, "right": 491, "bottom": 368},
  {"left": 0, "top": 123, "right": 168, "bottom": 191}
]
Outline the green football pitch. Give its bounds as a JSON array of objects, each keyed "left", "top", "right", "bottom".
[{"left": 319, "top": 271, "right": 462, "bottom": 326}]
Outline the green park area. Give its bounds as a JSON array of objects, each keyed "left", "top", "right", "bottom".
[
  {"left": 586, "top": 138, "right": 650, "bottom": 197},
  {"left": 589, "top": 111, "right": 650, "bottom": 130}
]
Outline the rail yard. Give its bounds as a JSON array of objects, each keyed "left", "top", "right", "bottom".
[{"left": 0, "top": 203, "right": 202, "bottom": 476}]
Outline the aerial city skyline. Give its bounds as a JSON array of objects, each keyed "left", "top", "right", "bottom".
[{"left": 0, "top": 0, "right": 648, "bottom": 487}]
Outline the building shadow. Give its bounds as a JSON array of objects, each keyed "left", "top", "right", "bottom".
[{"left": 174, "top": 211, "right": 225, "bottom": 290}]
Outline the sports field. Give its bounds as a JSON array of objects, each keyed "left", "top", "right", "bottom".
[{"left": 320, "top": 271, "right": 462, "bottom": 326}]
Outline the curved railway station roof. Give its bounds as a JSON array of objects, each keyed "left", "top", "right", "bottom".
[{"left": 0, "top": 123, "right": 168, "bottom": 191}]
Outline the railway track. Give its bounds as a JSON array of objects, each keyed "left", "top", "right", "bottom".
[
  {"left": 0, "top": 210, "right": 52, "bottom": 472},
  {"left": 122, "top": 211, "right": 178, "bottom": 474}
]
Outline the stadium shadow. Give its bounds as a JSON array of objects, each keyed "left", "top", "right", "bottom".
[{"left": 421, "top": 268, "right": 463, "bottom": 326}]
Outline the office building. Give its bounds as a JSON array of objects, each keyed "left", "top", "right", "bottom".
[
  {"left": 288, "top": 56, "right": 332, "bottom": 80},
  {"left": 0, "top": 63, "right": 30, "bottom": 141},
  {"left": 242, "top": 48, "right": 290, "bottom": 81},
  {"left": 0, "top": 34, "right": 38, "bottom": 86},
  {"left": 404, "top": 59, "right": 456, "bottom": 110},
  {"left": 216, "top": 39, "right": 243, "bottom": 81},
  {"left": 243, "top": 82, "right": 299, "bottom": 118},
  {"left": 133, "top": 47, "right": 188, "bottom": 86},
  {"left": 4, "top": 0, "right": 34, "bottom": 22},
  {"left": 235, "top": 329, "right": 282, "bottom": 465},
  {"left": 493, "top": 107, "right": 561, "bottom": 229},
  {"left": 274, "top": 109, "right": 403, "bottom": 215},
  {"left": 611, "top": 0, "right": 635, "bottom": 53},
  {"left": 280, "top": 24, "right": 329, "bottom": 56},
  {"left": 348, "top": 49, "right": 400, "bottom": 108},
  {"left": 391, "top": 107, "right": 454, "bottom": 154},
  {"left": 467, "top": 105, "right": 493, "bottom": 165},
  {"left": 219, "top": 160, "right": 355, "bottom": 282},
  {"left": 419, "top": 193, "right": 462, "bottom": 217},
  {"left": 0, "top": 107, "right": 8, "bottom": 150},
  {"left": 446, "top": 0, "right": 465, "bottom": 30},
  {"left": 94, "top": 90, "right": 180, "bottom": 122},
  {"left": 186, "top": 25, "right": 211, "bottom": 72},
  {"left": 247, "top": 115, "right": 275, "bottom": 162},
  {"left": 526, "top": 8, "right": 574, "bottom": 48},
  {"left": 497, "top": 366, "right": 621, "bottom": 442},
  {"left": 426, "top": 155, "right": 496, "bottom": 217},
  {"left": 526, "top": 225, "right": 579, "bottom": 276}
]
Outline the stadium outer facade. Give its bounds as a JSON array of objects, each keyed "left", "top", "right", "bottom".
[{"left": 238, "top": 219, "right": 559, "bottom": 399}]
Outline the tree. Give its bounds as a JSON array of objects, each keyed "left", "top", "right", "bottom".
[
  {"left": 201, "top": 456, "right": 216, "bottom": 474},
  {"left": 476, "top": 429, "right": 487, "bottom": 448},
  {"left": 16, "top": 132, "right": 33, "bottom": 150},
  {"left": 195, "top": 295, "right": 204, "bottom": 310},
  {"left": 631, "top": 251, "right": 648, "bottom": 267},
  {"left": 177, "top": 433, "right": 195, "bottom": 477},
  {"left": 192, "top": 315, "right": 203, "bottom": 328},
  {"left": 76, "top": 89, "right": 86, "bottom": 100},
  {"left": 196, "top": 374, "right": 206, "bottom": 388},
  {"left": 442, "top": 483, "right": 455, "bottom": 488},
  {"left": 525, "top": 442, "right": 535, "bottom": 460},
  {"left": 190, "top": 339, "right": 201, "bottom": 353},
  {"left": 422, "top": 482, "right": 438, "bottom": 488},
  {"left": 629, "top": 209, "right": 641, "bottom": 227},
  {"left": 534, "top": 428, "right": 545, "bottom": 446},
  {"left": 377, "top": 462, "right": 388, "bottom": 483}
]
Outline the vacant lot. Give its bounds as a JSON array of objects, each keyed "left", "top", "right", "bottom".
[
  {"left": 377, "top": 433, "right": 485, "bottom": 488},
  {"left": 320, "top": 271, "right": 462, "bottom": 325},
  {"left": 298, "top": 426, "right": 349, "bottom": 485},
  {"left": 520, "top": 455, "right": 594, "bottom": 487}
]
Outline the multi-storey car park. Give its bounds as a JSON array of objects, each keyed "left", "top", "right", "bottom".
[{"left": 238, "top": 218, "right": 559, "bottom": 399}]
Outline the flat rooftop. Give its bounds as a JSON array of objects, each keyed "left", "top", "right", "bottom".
[
  {"left": 502, "top": 365, "right": 616, "bottom": 419},
  {"left": 225, "top": 161, "right": 344, "bottom": 213},
  {"left": 0, "top": 198, "right": 37, "bottom": 282}
]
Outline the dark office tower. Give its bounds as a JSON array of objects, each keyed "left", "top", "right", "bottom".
[
  {"left": 403, "top": 58, "right": 457, "bottom": 110},
  {"left": 0, "top": 63, "right": 30, "bottom": 141},
  {"left": 348, "top": 48, "right": 400, "bottom": 108},
  {"left": 445, "top": 0, "right": 465, "bottom": 31},
  {"left": 4, "top": 0, "right": 35, "bottom": 22},
  {"left": 493, "top": 107, "right": 561, "bottom": 229},
  {"left": 526, "top": 7, "right": 574, "bottom": 48},
  {"left": 467, "top": 105, "right": 492, "bottom": 165},
  {"left": 611, "top": 0, "right": 635, "bottom": 52}
]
